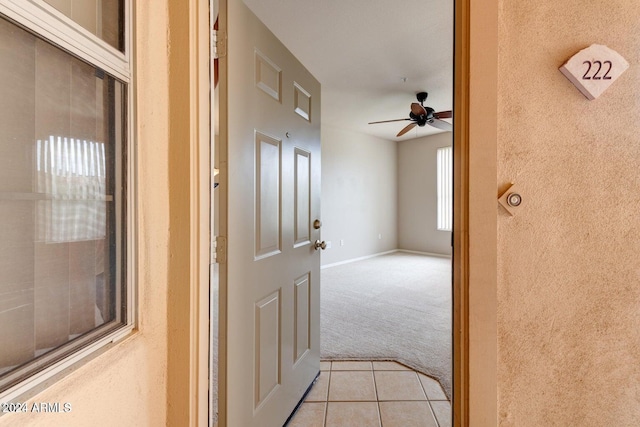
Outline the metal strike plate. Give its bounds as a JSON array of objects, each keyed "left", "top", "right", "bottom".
[{"left": 498, "top": 183, "right": 523, "bottom": 216}]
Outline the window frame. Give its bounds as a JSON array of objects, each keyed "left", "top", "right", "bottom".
[{"left": 0, "top": 0, "right": 136, "bottom": 403}]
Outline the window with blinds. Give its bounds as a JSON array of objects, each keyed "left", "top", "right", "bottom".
[
  {"left": 437, "top": 146, "right": 452, "bottom": 231},
  {"left": 0, "top": 0, "right": 133, "bottom": 400}
]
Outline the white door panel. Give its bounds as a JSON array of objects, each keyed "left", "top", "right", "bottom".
[{"left": 219, "top": 0, "right": 321, "bottom": 425}]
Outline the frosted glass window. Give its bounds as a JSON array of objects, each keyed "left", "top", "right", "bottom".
[
  {"left": 437, "top": 146, "right": 453, "bottom": 231},
  {"left": 0, "top": 15, "right": 127, "bottom": 389},
  {"left": 43, "top": 0, "right": 124, "bottom": 52}
]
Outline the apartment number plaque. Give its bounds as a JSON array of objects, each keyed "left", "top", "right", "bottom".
[{"left": 559, "top": 44, "right": 628, "bottom": 100}]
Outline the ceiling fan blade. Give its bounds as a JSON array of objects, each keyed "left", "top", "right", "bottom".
[
  {"left": 368, "top": 118, "right": 411, "bottom": 124},
  {"left": 410, "top": 102, "right": 427, "bottom": 116},
  {"left": 433, "top": 110, "right": 453, "bottom": 119},
  {"left": 397, "top": 122, "right": 417, "bottom": 137},
  {"left": 428, "top": 118, "right": 453, "bottom": 132}
]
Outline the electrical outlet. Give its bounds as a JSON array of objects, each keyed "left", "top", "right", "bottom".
[
  {"left": 340, "top": 239, "right": 344, "bottom": 246},
  {"left": 326, "top": 241, "right": 332, "bottom": 249},
  {"left": 378, "top": 234, "right": 382, "bottom": 240}
]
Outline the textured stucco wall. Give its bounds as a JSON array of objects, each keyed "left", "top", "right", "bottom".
[
  {"left": 0, "top": 2, "right": 170, "bottom": 426},
  {"left": 497, "top": 1, "right": 640, "bottom": 425}
]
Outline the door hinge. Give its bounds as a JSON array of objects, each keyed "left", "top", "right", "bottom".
[
  {"left": 211, "top": 236, "right": 227, "bottom": 264},
  {"left": 212, "top": 29, "right": 227, "bottom": 59}
]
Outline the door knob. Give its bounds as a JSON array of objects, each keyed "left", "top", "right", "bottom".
[{"left": 313, "top": 240, "right": 327, "bottom": 250}]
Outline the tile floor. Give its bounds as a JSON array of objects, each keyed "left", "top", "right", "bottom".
[{"left": 286, "top": 361, "right": 451, "bottom": 427}]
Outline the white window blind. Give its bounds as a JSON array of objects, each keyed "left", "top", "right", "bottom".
[
  {"left": 37, "top": 136, "right": 108, "bottom": 243},
  {"left": 437, "top": 146, "right": 453, "bottom": 231}
]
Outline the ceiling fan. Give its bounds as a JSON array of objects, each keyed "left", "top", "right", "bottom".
[{"left": 368, "top": 92, "right": 453, "bottom": 137}]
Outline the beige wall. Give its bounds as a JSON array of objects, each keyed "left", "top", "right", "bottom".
[
  {"left": 398, "top": 133, "right": 453, "bottom": 255},
  {"left": 495, "top": 0, "right": 640, "bottom": 425},
  {"left": 320, "top": 125, "right": 398, "bottom": 266},
  {"left": 0, "top": 2, "right": 170, "bottom": 425}
]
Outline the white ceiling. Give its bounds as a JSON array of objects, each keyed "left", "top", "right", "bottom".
[{"left": 243, "top": 0, "right": 454, "bottom": 141}]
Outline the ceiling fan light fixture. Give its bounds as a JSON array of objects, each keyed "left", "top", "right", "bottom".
[{"left": 369, "top": 91, "right": 453, "bottom": 135}]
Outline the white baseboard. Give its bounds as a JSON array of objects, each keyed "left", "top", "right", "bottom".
[
  {"left": 321, "top": 249, "right": 399, "bottom": 270},
  {"left": 397, "top": 249, "right": 452, "bottom": 259},
  {"left": 321, "top": 248, "right": 452, "bottom": 269}
]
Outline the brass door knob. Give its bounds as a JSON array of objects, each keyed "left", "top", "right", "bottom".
[{"left": 313, "top": 240, "right": 327, "bottom": 250}]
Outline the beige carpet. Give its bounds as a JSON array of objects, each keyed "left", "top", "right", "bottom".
[{"left": 320, "top": 251, "right": 452, "bottom": 397}]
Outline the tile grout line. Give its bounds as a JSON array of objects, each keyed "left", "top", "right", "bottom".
[
  {"left": 416, "top": 371, "right": 441, "bottom": 427},
  {"left": 415, "top": 372, "right": 431, "bottom": 402},
  {"left": 372, "top": 367, "right": 383, "bottom": 427},
  {"left": 427, "top": 400, "right": 441, "bottom": 427},
  {"left": 323, "top": 362, "right": 332, "bottom": 427}
]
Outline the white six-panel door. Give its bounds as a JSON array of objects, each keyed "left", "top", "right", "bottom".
[{"left": 218, "top": 0, "right": 321, "bottom": 425}]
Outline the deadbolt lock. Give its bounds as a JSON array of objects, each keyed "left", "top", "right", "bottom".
[{"left": 313, "top": 219, "right": 322, "bottom": 229}]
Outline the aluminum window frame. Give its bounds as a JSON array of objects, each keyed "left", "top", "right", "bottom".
[{"left": 0, "top": 0, "right": 136, "bottom": 403}]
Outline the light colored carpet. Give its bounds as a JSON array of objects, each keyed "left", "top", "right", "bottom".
[{"left": 320, "top": 251, "right": 452, "bottom": 397}]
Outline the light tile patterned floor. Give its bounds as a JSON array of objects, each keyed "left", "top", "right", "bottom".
[{"left": 286, "top": 361, "right": 451, "bottom": 427}]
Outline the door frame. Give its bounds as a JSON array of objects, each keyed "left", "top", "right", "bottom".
[
  {"left": 165, "top": 0, "right": 211, "bottom": 425},
  {"left": 453, "top": 0, "right": 498, "bottom": 424},
  {"left": 174, "top": 0, "right": 500, "bottom": 424}
]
